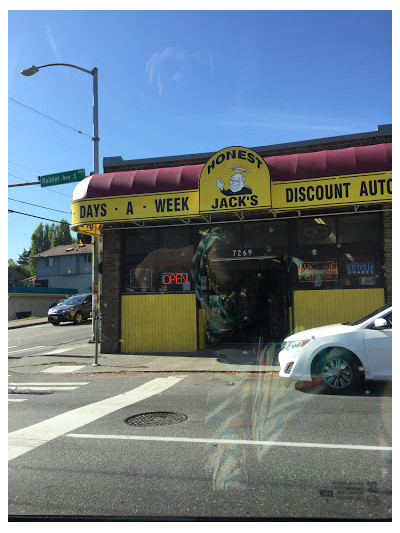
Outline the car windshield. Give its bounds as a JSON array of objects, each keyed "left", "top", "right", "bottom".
[
  {"left": 8, "top": 9, "right": 391, "bottom": 523},
  {"left": 351, "top": 303, "right": 392, "bottom": 326},
  {"left": 62, "top": 296, "right": 85, "bottom": 306}
]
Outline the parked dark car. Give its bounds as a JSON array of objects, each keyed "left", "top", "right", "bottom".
[
  {"left": 48, "top": 293, "right": 92, "bottom": 325},
  {"left": 48, "top": 298, "right": 66, "bottom": 309}
]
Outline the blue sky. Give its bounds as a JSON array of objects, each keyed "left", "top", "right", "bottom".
[{"left": 7, "top": 9, "right": 392, "bottom": 261}]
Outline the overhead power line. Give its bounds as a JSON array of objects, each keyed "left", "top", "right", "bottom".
[
  {"left": 8, "top": 209, "right": 71, "bottom": 225},
  {"left": 8, "top": 197, "right": 71, "bottom": 214},
  {"left": 9, "top": 97, "right": 92, "bottom": 138},
  {"left": 8, "top": 160, "right": 41, "bottom": 173},
  {"left": 8, "top": 173, "right": 71, "bottom": 198}
]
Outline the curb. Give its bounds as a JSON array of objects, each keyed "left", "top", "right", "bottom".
[{"left": 8, "top": 320, "right": 49, "bottom": 330}]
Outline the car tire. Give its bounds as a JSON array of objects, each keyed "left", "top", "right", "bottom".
[
  {"left": 74, "top": 311, "right": 84, "bottom": 325},
  {"left": 51, "top": 321, "right": 60, "bottom": 326},
  {"left": 312, "top": 349, "right": 363, "bottom": 394}
]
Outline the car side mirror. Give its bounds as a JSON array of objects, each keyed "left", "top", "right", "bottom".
[{"left": 373, "top": 318, "right": 387, "bottom": 330}]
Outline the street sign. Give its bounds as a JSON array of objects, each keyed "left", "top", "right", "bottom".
[{"left": 40, "top": 169, "right": 86, "bottom": 187}]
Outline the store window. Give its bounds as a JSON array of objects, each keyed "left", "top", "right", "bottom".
[
  {"left": 291, "top": 212, "right": 385, "bottom": 290},
  {"left": 122, "top": 227, "right": 193, "bottom": 293},
  {"left": 290, "top": 251, "right": 385, "bottom": 291},
  {"left": 338, "top": 252, "right": 384, "bottom": 288},
  {"left": 297, "top": 217, "right": 336, "bottom": 246},
  {"left": 337, "top": 213, "right": 381, "bottom": 244},
  {"left": 242, "top": 220, "right": 288, "bottom": 258}
]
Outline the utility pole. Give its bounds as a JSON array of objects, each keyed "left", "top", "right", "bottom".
[{"left": 21, "top": 63, "right": 101, "bottom": 366}]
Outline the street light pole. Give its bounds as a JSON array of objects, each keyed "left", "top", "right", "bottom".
[
  {"left": 91, "top": 67, "right": 101, "bottom": 365},
  {"left": 21, "top": 63, "right": 101, "bottom": 365}
]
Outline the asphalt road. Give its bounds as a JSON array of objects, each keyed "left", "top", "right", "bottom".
[
  {"left": 8, "top": 372, "right": 392, "bottom": 521},
  {"left": 8, "top": 321, "right": 93, "bottom": 359}
]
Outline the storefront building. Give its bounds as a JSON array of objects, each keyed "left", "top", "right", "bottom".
[{"left": 71, "top": 124, "right": 392, "bottom": 354}]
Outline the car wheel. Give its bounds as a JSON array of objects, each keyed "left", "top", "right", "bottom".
[
  {"left": 51, "top": 321, "right": 60, "bottom": 326},
  {"left": 74, "top": 311, "right": 84, "bottom": 324},
  {"left": 313, "top": 349, "right": 362, "bottom": 393}
]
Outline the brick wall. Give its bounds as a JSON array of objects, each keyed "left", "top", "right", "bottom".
[
  {"left": 101, "top": 228, "right": 121, "bottom": 353},
  {"left": 383, "top": 208, "right": 392, "bottom": 303}
]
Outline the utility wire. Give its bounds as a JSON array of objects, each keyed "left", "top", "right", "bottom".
[
  {"left": 8, "top": 173, "right": 71, "bottom": 198},
  {"left": 8, "top": 209, "right": 71, "bottom": 225},
  {"left": 8, "top": 197, "right": 71, "bottom": 214},
  {"left": 9, "top": 97, "right": 92, "bottom": 138},
  {"left": 8, "top": 160, "right": 41, "bottom": 173}
]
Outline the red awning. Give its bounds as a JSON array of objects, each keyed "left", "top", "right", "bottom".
[{"left": 72, "top": 143, "right": 392, "bottom": 201}]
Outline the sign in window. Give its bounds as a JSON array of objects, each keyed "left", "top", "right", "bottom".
[{"left": 298, "top": 261, "right": 338, "bottom": 282}]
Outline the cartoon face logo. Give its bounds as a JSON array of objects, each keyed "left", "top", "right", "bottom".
[{"left": 216, "top": 168, "right": 253, "bottom": 196}]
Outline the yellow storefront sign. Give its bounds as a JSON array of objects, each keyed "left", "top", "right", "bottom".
[
  {"left": 71, "top": 168, "right": 392, "bottom": 235},
  {"left": 71, "top": 189, "right": 199, "bottom": 229},
  {"left": 272, "top": 171, "right": 392, "bottom": 210},
  {"left": 199, "top": 146, "right": 271, "bottom": 213}
]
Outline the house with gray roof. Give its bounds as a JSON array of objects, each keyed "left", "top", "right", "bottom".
[{"left": 34, "top": 243, "right": 103, "bottom": 293}]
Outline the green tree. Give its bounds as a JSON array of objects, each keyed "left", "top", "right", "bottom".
[
  {"left": 51, "top": 219, "right": 75, "bottom": 247},
  {"left": 17, "top": 248, "right": 31, "bottom": 267},
  {"left": 29, "top": 222, "right": 51, "bottom": 275},
  {"left": 28, "top": 220, "right": 76, "bottom": 275}
]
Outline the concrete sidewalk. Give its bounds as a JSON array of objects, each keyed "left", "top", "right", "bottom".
[
  {"left": 8, "top": 315, "right": 280, "bottom": 374},
  {"left": 8, "top": 317, "right": 49, "bottom": 329},
  {"left": 8, "top": 339, "right": 280, "bottom": 375}
]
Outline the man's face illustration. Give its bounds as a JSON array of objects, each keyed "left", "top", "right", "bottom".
[{"left": 229, "top": 172, "right": 245, "bottom": 192}]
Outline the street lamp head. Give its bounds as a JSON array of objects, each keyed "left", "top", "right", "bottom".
[{"left": 21, "top": 65, "right": 40, "bottom": 76}]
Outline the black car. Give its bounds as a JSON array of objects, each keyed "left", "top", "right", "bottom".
[{"left": 48, "top": 293, "right": 92, "bottom": 325}]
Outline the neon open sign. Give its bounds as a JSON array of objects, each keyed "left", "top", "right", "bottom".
[{"left": 162, "top": 272, "right": 189, "bottom": 285}]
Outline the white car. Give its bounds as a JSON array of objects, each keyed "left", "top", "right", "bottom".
[{"left": 278, "top": 304, "right": 392, "bottom": 393}]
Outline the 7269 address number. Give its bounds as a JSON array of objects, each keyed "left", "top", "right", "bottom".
[{"left": 232, "top": 249, "right": 253, "bottom": 257}]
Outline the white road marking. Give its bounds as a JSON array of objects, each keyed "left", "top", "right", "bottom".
[
  {"left": 41, "top": 346, "right": 78, "bottom": 355},
  {"left": 8, "top": 386, "right": 79, "bottom": 391},
  {"left": 65, "top": 434, "right": 392, "bottom": 452},
  {"left": 8, "top": 346, "right": 48, "bottom": 355},
  {"left": 8, "top": 399, "right": 27, "bottom": 402},
  {"left": 8, "top": 376, "right": 185, "bottom": 461},
  {"left": 41, "top": 365, "right": 86, "bottom": 373},
  {"left": 9, "top": 382, "right": 89, "bottom": 386}
]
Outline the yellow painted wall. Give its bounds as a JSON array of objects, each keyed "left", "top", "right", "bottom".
[
  {"left": 198, "top": 308, "right": 207, "bottom": 349},
  {"left": 293, "top": 288, "right": 385, "bottom": 333},
  {"left": 121, "top": 294, "right": 198, "bottom": 353}
]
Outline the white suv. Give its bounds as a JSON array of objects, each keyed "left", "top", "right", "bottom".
[{"left": 278, "top": 303, "right": 392, "bottom": 393}]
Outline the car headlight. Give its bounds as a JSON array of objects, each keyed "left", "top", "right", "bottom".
[{"left": 282, "top": 339, "right": 310, "bottom": 350}]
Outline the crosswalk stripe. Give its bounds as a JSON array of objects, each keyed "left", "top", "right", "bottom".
[
  {"left": 41, "top": 346, "right": 77, "bottom": 355},
  {"left": 8, "top": 399, "right": 27, "bottom": 402},
  {"left": 8, "top": 346, "right": 48, "bottom": 355},
  {"left": 41, "top": 365, "right": 86, "bottom": 373},
  {"left": 8, "top": 376, "right": 185, "bottom": 461},
  {"left": 9, "top": 382, "right": 89, "bottom": 386},
  {"left": 8, "top": 386, "right": 79, "bottom": 391}
]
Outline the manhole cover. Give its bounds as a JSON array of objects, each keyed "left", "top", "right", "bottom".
[{"left": 124, "top": 411, "right": 187, "bottom": 427}]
